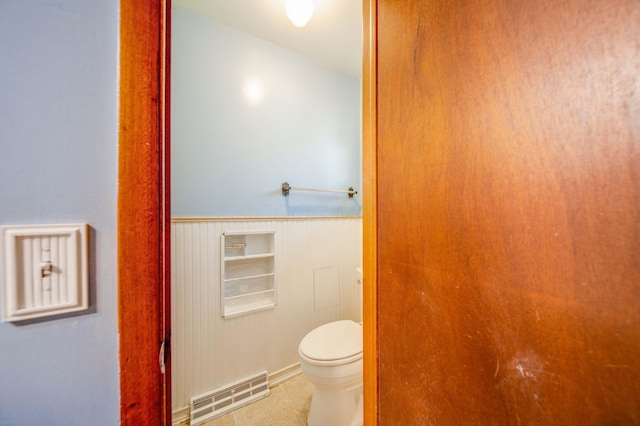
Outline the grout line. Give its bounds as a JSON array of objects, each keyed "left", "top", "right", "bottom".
[
  {"left": 278, "top": 383, "right": 301, "bottom": 424},
  {"left": 281, "top": 377, "right": 310, "bottom": 425}
]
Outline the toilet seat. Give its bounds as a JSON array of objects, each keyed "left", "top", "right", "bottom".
[{"left": 299, "top": 320, "right": 362, "bottom": 367}]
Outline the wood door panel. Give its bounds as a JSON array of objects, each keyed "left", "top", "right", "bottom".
[{"left": 376, "top": 0, "right": 640, "bottom": 423}]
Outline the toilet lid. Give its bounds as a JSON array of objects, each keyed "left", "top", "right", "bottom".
[{"left": 299, "top": 320, "right": 362, "bottom": 361}]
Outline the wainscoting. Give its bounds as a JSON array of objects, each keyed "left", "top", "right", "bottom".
[{"left": 171, "top": 217, "right": 362, "bottom": 423}]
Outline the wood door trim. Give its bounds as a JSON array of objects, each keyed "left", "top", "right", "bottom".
[
  {"left": 362, "top": 0, "right": 378, "bottom": 424},
  {"left": 118, "top": 0, "right": 171, "bottom": 424}
]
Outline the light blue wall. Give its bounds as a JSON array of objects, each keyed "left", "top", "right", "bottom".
[
  {"left": 172, "top": 7, "right": 362, "bottom": 217},
  {"left": 0, "top": 1, "right": 119, "bottom": 425}
]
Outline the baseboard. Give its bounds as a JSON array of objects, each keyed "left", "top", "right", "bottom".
[
  {"left": 171, "top": 363, "right": 302, "bottom": 425},
  {"left": 172, "top": 405, "right": 190, "bottom": 426},
  {"left": 268, "top": 362, "right": 302, "bottom": 386}
]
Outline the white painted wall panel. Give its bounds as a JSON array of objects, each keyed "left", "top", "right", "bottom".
[{"left": 171, "top": 217, "right": 362, "bottom": 413}]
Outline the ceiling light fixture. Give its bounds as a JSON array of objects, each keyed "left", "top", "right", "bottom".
[{"left": 285, "top": 0, "right": 314, "bottom": 28}]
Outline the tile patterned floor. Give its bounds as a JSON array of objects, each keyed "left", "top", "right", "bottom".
[{"left": 203, "top": 373, "right": 314, "bottom": 426}]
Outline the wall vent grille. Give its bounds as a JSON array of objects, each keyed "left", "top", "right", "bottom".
[{"left": 190, "top": 371, "right": 269, "bottom": 425}]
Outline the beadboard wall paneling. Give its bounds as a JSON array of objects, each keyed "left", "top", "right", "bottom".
[{"left": 171, "top": 218, "right": 362, "bottom": 414}]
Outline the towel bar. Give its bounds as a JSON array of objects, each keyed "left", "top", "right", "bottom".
[{"left": 281, "top": 182, "right": 357, "bottom": 198}]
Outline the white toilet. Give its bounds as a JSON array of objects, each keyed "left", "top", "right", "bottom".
[{"left": 298, "top": 268, "right": 364, "bottom": 426}]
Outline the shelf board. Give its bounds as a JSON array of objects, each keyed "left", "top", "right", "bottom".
[
  {"left": 223, "top": 253, "right": 274, "bottom": 262},
  {"left": 224, "top": 289, "right": 275, "bottom": 300},
  {"left": 223, "top": 272, "right": 275, "bottom": 283},
  {"left": 222, "top": 300, "right": 275, "bottom": 319}
]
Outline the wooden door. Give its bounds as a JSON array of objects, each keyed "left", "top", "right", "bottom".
[{"left": 375, "top": 0, "right": 640, "bottom": 423}]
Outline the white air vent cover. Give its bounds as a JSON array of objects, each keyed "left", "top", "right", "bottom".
[
  {"left": 1, "top": 223, "right": 89, "bottom": 322},
  {"left": 190, "top": 371, "right": 270, "bottom": 425}
]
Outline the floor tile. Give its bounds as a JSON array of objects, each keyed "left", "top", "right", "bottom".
[
  {"left": 280, "top": 373, "right": 314, "bottom": 420},
  {"left": 202, "top": 413, "right": 235, "bottom": 426}
]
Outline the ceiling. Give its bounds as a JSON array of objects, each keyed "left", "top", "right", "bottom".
[{"left": 173, "top": 0, "right": 363, "bottom": 78}]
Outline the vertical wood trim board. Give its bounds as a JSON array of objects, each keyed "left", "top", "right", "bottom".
[
  {"left": 162, "top": 1, "right": 173, "bottom": 422},
  {"left": 171, "top": 218, "right": 362, "bottom": 413},
  {"left": 118, "top": 0, "right": 170, "bottom": 424},
  {"left": 362, "top": 0, "right": 379, "bottom": 424}
]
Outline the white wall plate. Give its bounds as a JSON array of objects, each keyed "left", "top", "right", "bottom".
[{"left": 1, "top": 223, "right": 89, "bottom": 322}]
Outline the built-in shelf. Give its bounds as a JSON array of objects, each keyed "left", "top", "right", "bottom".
[{"left": 221, "top": 231, "right": 275, "bottom": 318}]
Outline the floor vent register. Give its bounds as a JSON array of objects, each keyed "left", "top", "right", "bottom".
[{"left": 190, "top": 371, "right": 270, "bottom": 425}]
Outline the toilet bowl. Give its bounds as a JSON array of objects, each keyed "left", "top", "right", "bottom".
[{"left": 299, "top": 319, "right": 363, "bottom": 426}]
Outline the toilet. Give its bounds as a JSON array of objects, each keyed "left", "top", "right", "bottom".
[{"left": 298, "top": 268, "right": 364, "bottom": 426}]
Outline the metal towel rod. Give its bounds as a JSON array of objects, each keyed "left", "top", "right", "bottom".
[{"left": 281, "top": 181, "right": 357, "bottom": 198}]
